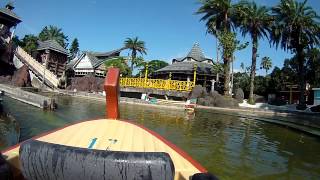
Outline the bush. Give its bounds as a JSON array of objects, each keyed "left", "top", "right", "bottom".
[
  {"left": 234, "top": 88, "right": 244, "bottom": 103},
  {"left": 190, "top": 85, "right": 207, "bottom": 99},
  {"left": 197, "top": 91, "right": 239, "bottom": 108}
]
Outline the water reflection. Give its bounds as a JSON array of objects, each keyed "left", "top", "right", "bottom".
[{"left": 1, "top": 95, "right": 320, "bottom": 179}]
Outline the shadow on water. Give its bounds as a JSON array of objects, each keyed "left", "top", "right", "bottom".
[
  {"left": 1, "top": 95, "right": 320, "bottom": 179},
  {"left": 0, "top": 104, "right": 19, "bottom": 151}
]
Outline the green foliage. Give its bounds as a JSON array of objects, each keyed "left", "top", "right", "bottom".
[
  {"left": 11, "top": 35, "right": 22, "bottom": 46},
  {"left": 197, "top": 0, "right": 238, "bottom": 96},
  {"left": 39, "top": 25, "right": 68, "bottom": 48},
  {"left": 260, "top": 56, "right": 272, "bottom": 75},
  {"left": 235, "top": 1, "right": 272, "bottom": 41},
  {"left": 306, "top": 48, "right": 320, "bottom": 87},
  {"left": 271, "top": 0, "right": 320, "bottom": 52},
  {"left": 69, "top": 38, "right": 79, "bottom": 59},
  {"left": 139, "top": 60, "right": 169, "bottom": 77},
  {"left": 212, "top": 63, "right": 223, "bottom": 74},
  {"left": 124, "top": 37, "right": 147, "bottom": 76},
  {"left": 20, "top": 34, "right": 38, "bottom": 54},
  {"left": 217, "top": 31, "right": 248, "bottom": 59},
  {"left": 197, "top": 0, "right": 235, "bottom": 34},
  {"left": 235, "top": 0, "right": 272, "bottom": 103},
  {"left": 104, "top": 57, "right": 131, "bottom": 77}
]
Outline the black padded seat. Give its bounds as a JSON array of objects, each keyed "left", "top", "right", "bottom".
[{"left": 19, "top": 140, "right": 175, "bottom": 180}]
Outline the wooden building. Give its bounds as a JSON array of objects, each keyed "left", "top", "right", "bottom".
[
  {"left": 0, "top": 2, "right": 21, "bottom": 65},
  {"left": 0, "top": 2, "right": 21, "bottom": 40},
  {"left": 36, "top": 40, "right": 68, "bottom": 77},
  {"left": 71, "top": 48, "right": 126, "bottom": 77},
  {"left": 154, "top": 43, "right": 222, "bottom": 90}
]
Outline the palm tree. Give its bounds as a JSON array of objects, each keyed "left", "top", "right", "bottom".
[
  {"left": 240, "top": 62, "right": 245, "bottom": 72},
  {"left": 124, "top": 37, "right": 147, "bottom": 76},
  {"left": 197, "top": 0, "right": 237, "bottom": 96},
  {"left": 260, "top": 56, "right": 272, "bottom": 75},
  {"left": 105, "top": 57, "right": 131, "bottom": 77},
  {"left": 39, "top": 25, "right": 68, "bottom": 47},
  {"left": 271, "top": 0, "right": 320, "bottom": 109},
  {"left": 235, "top": 0, "right": 272, "bottom": 104}
]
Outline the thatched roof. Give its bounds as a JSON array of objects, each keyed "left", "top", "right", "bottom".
[
  {"left": 37, "top": 40, "right": 68, "bottom": 55},
  {"left": 91, "top": 47, "right": 127, "bottom": 58},
  {"left": 156, "top": 61, "right": 214, "bottom": 75}
]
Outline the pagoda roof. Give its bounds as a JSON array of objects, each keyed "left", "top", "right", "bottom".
[
  {"left": 174, "top": 43, "right": 212, "bottom": 63},
  {"left": 37, "top": 40, "right": 68, "bottom": 55},
  {"left": 156, "top": 61, "right": 214, "bottom": 75}
]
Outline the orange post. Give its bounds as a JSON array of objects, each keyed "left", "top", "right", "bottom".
[{"left": 104, "top": 68, "right": 120, "bottom": 119}]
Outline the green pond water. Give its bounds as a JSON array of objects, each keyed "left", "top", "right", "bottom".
[{"left": 1, "top": 95, "right": 320, "bottom": 179}]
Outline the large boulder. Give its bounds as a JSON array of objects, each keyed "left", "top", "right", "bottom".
[
  {"left": 11, "top": 65, "right": 31, "bottom": 87},
  {"left": 0, "top": 75, "right": 11, "bottom": 84},
  {"left": 310, "top": 105, "right": 320, "bottom": 113},
  {"left": 234, "top": 88, "right": 244, "bottom": 103},
  {"left": 190, "top": 85, "right": 207, "bottom": 99},
  {"left": 198, "top": 90, "right": 239, "bottom": 108}
]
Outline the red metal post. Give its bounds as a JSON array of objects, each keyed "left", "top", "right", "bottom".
[{"left": 104, "top": 68, "right": 120, "bottom": 119}]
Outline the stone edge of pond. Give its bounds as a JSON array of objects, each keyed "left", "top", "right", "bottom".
[{"left": 196, "top": 105, "right": 320, "bottom": 137}]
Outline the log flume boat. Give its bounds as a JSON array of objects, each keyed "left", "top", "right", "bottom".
[{"left": 0, "top": 68, "right": 218, "bottom": 180}]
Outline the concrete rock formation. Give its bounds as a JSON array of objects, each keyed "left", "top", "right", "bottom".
[
  {"left": 67, "top": 75, "right": 104, "bottom": 92},
  {"left": 11, "top": 65, "right": 31, "bottom": 87}
]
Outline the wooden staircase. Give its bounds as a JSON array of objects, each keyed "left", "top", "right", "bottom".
[{"left": 14, "top": 46, "right": 60, "bottom": 88}]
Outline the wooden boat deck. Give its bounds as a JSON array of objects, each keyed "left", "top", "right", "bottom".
[{"left": 3, "top": 119, "right": 205, "bottom": 179}]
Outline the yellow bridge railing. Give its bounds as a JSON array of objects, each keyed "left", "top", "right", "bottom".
[
  {"left": 119, "top": 63, "right": 197, "bottom": 92},
  {"left": 120, "top": 78, "right": 195, "bottom": 91}
]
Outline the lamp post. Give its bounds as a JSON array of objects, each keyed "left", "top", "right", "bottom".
[
  {"left": 41, "top": 50, "right": 49, "bottom": 89},
  {"left": 144, "top": 63, "right": 148, "bottom": 88}
]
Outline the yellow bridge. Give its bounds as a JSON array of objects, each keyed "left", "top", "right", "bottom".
[
  {"left": 120, "top": 78, "right": 195, "bottom": 91},
  {"left": 120, "top": 64, "right": 197, "bottom": 92}
]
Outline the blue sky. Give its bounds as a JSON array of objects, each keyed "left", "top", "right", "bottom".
[{"left": 2, "top": 0, "right": 320, "bottom": 75}]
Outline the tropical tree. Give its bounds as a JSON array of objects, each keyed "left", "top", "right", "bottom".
[
  {"left": 139, "top": 60, "right": 168, "bottom": 77},
  {"left": 124, "top": 37, "right": 147, "bottom": 76},
  {"left": 69, "top": 38, "right": 79, "bottom": 59},
  {"left": 260, "top": 56, "right": 272, "bottom": 75},
  {"left": 39, "top": 25, "right": 68, "bottom": 48},
  {"left": 240, "top": 62, "right": 245, "bottom": 72},
  {"left": 236, "top": 0, "right": 272, "bottom": 104},
  {"left": 104, "top": 57, "right": 131, "bottom": 77},
  {"left": 197, "top": 0, "right": 237, "bottom": 96},
  {"left": 20, "top": 34, "right": 38, "bottom": 54},
  {"left": 306, "top": 48, "right": 320, "bottom": 87},
  {"left": 271, "top": 0, "right": 320, "bottom": 109}
]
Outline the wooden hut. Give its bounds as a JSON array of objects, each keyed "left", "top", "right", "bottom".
[
  {"left": 36, "top": 40, "right": 68, "bottom": 77},
  {"left": 0, "top": 2, "right": 21, "bottom": 40},
  {"left": 71, "top": 48, "right": 126, "bottom": 77},
  {"left": 0, "top": 2, "right": 21, "bottom": 65}
]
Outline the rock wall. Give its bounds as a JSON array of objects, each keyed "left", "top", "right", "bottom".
[{"left": 67, "top": 75, "right": 104, "bottom": 92}]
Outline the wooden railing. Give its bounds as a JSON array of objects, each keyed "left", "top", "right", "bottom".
[
  {"left": 120, "top": 78, "right": 195, "bottom": 91},
  {"left": 15, "top": 46, "right": 60, "bottom": 88}
]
